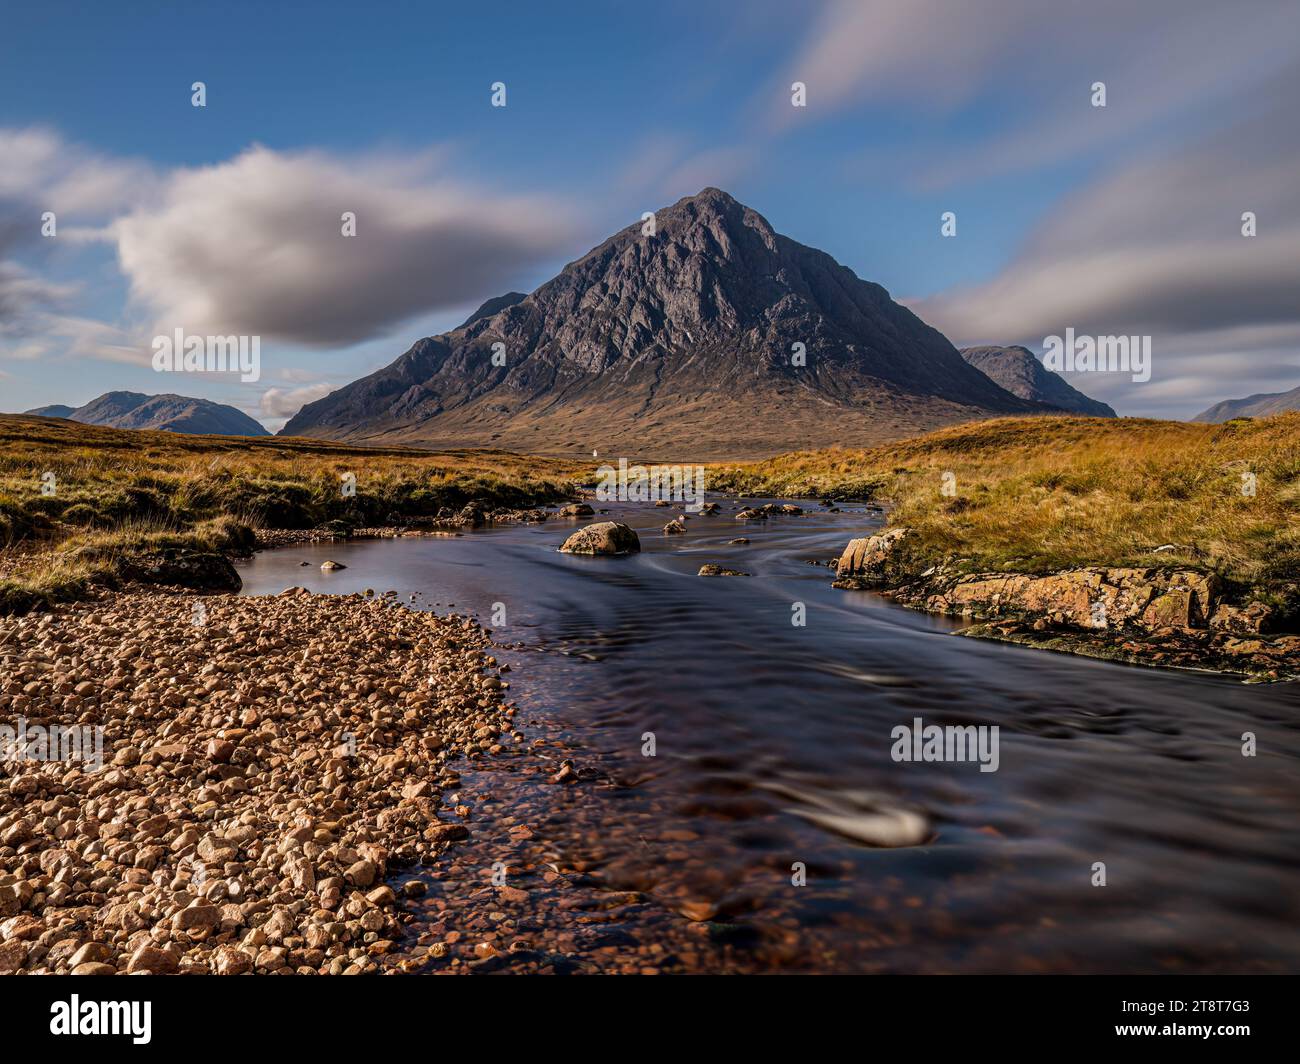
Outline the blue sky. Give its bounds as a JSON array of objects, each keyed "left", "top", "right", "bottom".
[{"left": 2, "top": 0, "right": 1297, "bottom": 427}]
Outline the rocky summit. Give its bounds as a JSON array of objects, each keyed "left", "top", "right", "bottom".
[{"left": 281, "top": 188, "right": 1042, "bottom": 459}]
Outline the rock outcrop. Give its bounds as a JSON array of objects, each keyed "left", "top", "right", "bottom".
[
  {"left": 834, "top": 528, "right": 914, "bottom": 587},
  {"left": 123, "top": 549, "right": 243, "bottom": 592},
  {"left": 832, "top": 526, "right": 1294, "bottom": 680}
]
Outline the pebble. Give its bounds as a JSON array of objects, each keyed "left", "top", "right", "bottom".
[{"left": 0, "top": 590, "right": 515, "bottom": 975}]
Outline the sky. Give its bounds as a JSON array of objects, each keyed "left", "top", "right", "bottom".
[{"left": 1, "top": 0, "right": 1297, "bottom": 429}]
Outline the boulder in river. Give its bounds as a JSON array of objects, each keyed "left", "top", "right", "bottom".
[
  {"left": 558, "top": 502, "right": 595, "bottom": 517},
  {"left": 559, "top": 521, "right": 641, "bottom": 556},
  {"left": 663, "top": 518, "right": 687, "bottom": 535},
  {"left": 320, "top": 560, "right": 347, "bottom": 571},
  {"left": 834, "top": 528, "right": 912, "bottom": 587},
  {"left": 698, "top": 564, "right": 751, "bottom": 577}
]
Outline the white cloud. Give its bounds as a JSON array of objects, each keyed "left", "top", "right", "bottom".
[
  {"left": 112, "top": 146, "right": 578, "bottom": 347},
  {"left": 259, "top": 382, "right": 334, "bottom": 419}
]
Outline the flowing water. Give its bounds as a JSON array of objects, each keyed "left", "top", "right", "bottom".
[{"left": 236, "top": 499, "right": 1300, "bottom": 973}]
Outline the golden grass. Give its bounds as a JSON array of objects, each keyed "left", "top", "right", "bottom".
[
  {"left": 713, "top": 413, "right": 1300, "bottom": 613},
  {"left": 5, "top": 411, "right": 1298, "bottom": 621}
]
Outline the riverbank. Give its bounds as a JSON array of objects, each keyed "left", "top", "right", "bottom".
[
  {"left": 713, "top": 413, "right": 1300, "bottom": 680},
  {"left": 0, "top": 578, "right": 799, "bottom": 976},
  {"left": 0, "top": 414, "right": 582, "bottom": 615},
  {"left": 0, "top": 586, "right": 536, "bottom": 974},
  {"left": 833, "top": 530, "right": 1300, "bottom": 681}
]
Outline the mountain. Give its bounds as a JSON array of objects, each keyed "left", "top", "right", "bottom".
[
  {"left": 24, "top": 404, "right": 76, "bottom": 418},
  {"left": 1192, "top": 384, "right": 1300, "bottom": 423},
  {"left": 282, "top": 188, "right": 1044, "bottom": 459},
  {"left": 26, "top": 392, "right": 269, "bottom": 436},
  {"left": 959, "top": 346, "right": 1116, "bottom": 418},
  {"left": 457, "top": 292, "right": 527, "bottom": 329}
]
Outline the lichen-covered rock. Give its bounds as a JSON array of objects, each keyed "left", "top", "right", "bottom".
[
  {"left": 558, "top": 502, "right": 595, "bottom": 517},
  {"left": 902, "top": 566, "right": 1219, "bottom": 630},
  {"left": 558, "top": 521, "right": 640, "bottom": 556},
  {"left": 1141, "top": 589, "right": 1197, "bottom": 629},
  {"left": 663, "top": 518, "right": 687, "bottom": 535},
  {"left": 831, "top": 546, "right": 1299, "bottom": 678},
  {"left": 1210, "top": 601, "right": 1275, "bottom": 634}
]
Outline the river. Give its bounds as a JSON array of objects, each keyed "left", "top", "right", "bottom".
[{"left": 235, "top": 498, "right": 1300, "bottom": 973}]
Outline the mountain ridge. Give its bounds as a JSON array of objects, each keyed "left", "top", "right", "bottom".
[{"left": 1192, "top": 384, "right": 1300, "bottom": 423}]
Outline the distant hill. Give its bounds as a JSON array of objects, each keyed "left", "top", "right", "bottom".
[
  {"left": 24, "top": 392, "right": 269, "bottom": 436},
  {"left": 1192, "top": 384, "right": 1300, "bottom": 423},
  {"left": 281, "top": 187, "right": 1042, "bottom": 459},
  {"left": 959, "top": 346, "right": 1116, "bottom": 418}
]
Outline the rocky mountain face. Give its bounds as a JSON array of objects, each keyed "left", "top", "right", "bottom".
[
  {"left": 24, "top": 404, "right": 75, "bottom": 418},
  {"left": 457, "top": 292, "right": 527, "bottom": 329},
  {"left": 1192, "top": 384, "right": 1300, "bottom": 423},
  {"left": 27, "top": 392, "right": 269, "bottom": 436},
  {"left": 282, "top": 188, "right": 1042, "bottom": 459},
  {"left": 960, "top": 346, "right": 1116, "bottom": 418}
]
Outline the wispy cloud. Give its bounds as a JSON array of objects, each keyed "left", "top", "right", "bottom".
[
  {"left": 909, "top": 91, "right": 1300, "bottom": 416},
  {"left": 767, "top": 0, "right": 1298, "bottom": 186},
  {"left": 0, "top": 127, "right": 157, "bottom": 216}
]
